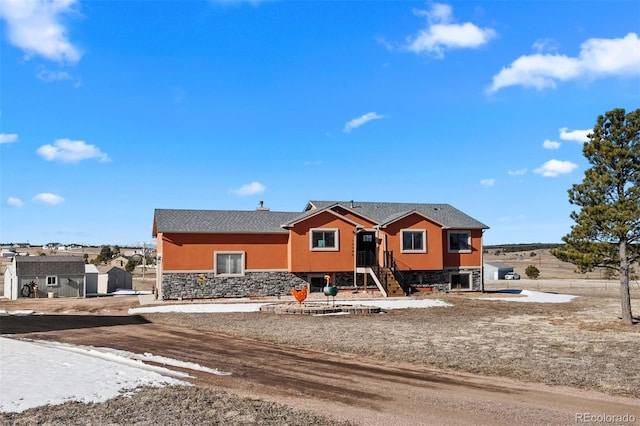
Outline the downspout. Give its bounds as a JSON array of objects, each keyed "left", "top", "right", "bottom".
[
  {"left": 353, "top": 226, "right": 357, "bottom": 288},
  {"left": 481, "top": 229, "right": 485, "bottom": 293}
]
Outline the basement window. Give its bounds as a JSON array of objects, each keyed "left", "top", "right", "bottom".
[{"left": 450, "top": 273, "right": 471, "bottom": 291}]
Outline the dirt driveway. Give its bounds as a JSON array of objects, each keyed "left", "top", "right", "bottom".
[{"left": 2, "top": 300, "right": 639, "bottom": 426}]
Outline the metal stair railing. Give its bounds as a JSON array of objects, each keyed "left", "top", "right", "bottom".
[{"left": 383, "top": 251, "right": 412, "bottom": 296}]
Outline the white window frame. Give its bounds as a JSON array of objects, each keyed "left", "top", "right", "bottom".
[
  {"left": 449, "top": 271, "right": 472, "bottom": 291},
  {"left": 214, "top": 251, "right": 245, "bottom": 276},
  {"left": 46, "top": 275, "right": 58, "bottom": 287},
  {"left": 400, "top": 229, "right": 427, "bottom": 253},
  {"left": 448, "top": 230, "right": 472, "bottom": 253},
  {"left": 310, "top": 228, "right": 339, "bottom": 251}
]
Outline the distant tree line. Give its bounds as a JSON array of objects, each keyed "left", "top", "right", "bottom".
[{"left": 485, "top": 243, "right": 564, "bottom": 254}]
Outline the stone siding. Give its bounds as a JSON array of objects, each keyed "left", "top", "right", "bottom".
[
  {"left": 162, "top": 271, "right": 308, "bottom": 300},
  {"left": 161, "top": 267, "right": 483, "bottom": 299}
]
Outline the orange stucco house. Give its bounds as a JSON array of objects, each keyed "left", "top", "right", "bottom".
[{"left": 152, "top": 200, "right": 489, "bottom": 300}]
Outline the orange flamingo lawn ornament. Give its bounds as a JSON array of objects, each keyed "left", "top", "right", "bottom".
[{"left": 291, "top": 286, "right": 308, "bottom": 304}]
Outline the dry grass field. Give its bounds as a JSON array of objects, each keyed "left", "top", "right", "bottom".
[
  {"left": 2, "top": 248, "right": 639, "bottom": 424},
  {"left": 146, "top": 283, "right": 640, "bottom": 398},
  {"left": 484, "top": 248, "right": 640, "bottom": 280}
]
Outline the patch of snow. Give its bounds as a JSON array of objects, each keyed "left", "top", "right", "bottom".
[
  {"left": 0, "top": 337, "right": 194, "bottom": 413},
  {"left": 0, "top": 310, "right": 36, "bottom": 316},
  {"left": 129, "top": 298, "right": 452, "bottom": 315},
  {"left": 129, "top": 302, "right": 268, "bottom": 314},
  {"left": 478, "top": 289, "right": 577, "bottom": 303},
  {"left": 312, "top": 311, "right": 351, "bottom": 317},
  {"left": 112, "top": 289, "right": 153, "bottom": 296},
  {"left": 346, "top": 299, "right": 452, "bottom": 309}
]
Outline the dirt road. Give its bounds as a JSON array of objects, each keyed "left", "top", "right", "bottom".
[{"left": 2, "top": 312, "right": 639, "bottom": 426}]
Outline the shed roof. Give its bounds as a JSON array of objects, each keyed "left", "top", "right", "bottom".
[
  {"left": 484, "top": 262, "right": 514, "bottom": 269},
  {"left": 15, "top": 256, "right": 85, "bottom": 276}
]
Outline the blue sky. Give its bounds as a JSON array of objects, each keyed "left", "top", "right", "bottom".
[{"left": 1, "top": 0, "right": 639, "bottom": 246}]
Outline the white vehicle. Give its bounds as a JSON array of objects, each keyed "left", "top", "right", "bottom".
[{"left": 504, "top": 272, "right": 520, "bottom": 280}]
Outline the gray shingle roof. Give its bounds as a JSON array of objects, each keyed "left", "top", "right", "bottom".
[
  {"left": 305, "top": 200, "right": 489, "bottom": 229},
  {"left": 153, "top": 201, "right": 489, "bottom": 235},
  {"left": 15, "top": 256, "right": 85, "bottom": 276},
  {"left": 153, "top": 209, "right": 300, "bottom": 234}
]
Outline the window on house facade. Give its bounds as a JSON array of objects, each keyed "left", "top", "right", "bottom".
[
  {"left": 448, "top": 231, "right": 471, "bottom": 252},
  {"left": 401, "top": 229, "right": 426, "bottom": 253},
  {"left": 450, "top": 273, "right": 471, "bottom": 290},
  {"left": 215, "top": 252, "right": 245, "bottom": 276},
  {"left": 310, "top": 229, "right": 339, "bottom": 251},
  {"left": 46, "top": 275, "right": 58, "bottom": 287}
]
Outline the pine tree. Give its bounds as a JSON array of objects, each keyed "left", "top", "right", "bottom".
[{"left": 551, "top": 108, "right": 639, "bottom": 325}]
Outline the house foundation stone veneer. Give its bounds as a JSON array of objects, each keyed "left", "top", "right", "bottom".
[{"left": 162, "top": 271, "right": 309, "bottom": 299}]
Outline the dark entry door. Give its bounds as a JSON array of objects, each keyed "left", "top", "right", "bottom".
[{"left": 356, "top": 232, "right": 377, "bottom": 267}]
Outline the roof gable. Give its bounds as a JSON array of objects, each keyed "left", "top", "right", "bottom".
[
  {"left": 307, "top": 201, "right": 489, "bottom": 229},
  {"left": 283, "top": 205, "right": 364, "bottom": 228}
]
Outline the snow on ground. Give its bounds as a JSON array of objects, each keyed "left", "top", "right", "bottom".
[
  {"left": 129, "top": 298, "right": 453, "bottom": 315},
  {"left": 478, "top": 289, "right": 577, "bottom": 303},
  {"left": 129, "top": 302, "right": 269, "bottom": 314},
  {"left": 0, "top": 310, "right": 36, "bottom": 316},
  {"left": 0, "top": 338, "right": 200, "bottom": 413}
]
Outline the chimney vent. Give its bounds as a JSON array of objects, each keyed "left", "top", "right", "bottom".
[{"left": 257, "top": 200, "right": 270, "bottom": 212}]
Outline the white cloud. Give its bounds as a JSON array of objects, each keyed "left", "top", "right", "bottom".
[
  {"left": 559, "top": 127, "right": 590, "bottom": 143},
  {"left": 0, "top": 133, "right": 18, "bottom": 144},
  {"left": 36, "top": 139, "right": 110, "bottom": 163},
  {"left": 508, "top": 168, "right": 527, "bottom": 176},
  {"left": 0, "top": 0, "right": 82, "bottom": 64},
  {"left": 7, "top": 197, "right": 24, "bottom": 207},
  {"left": 488, "top": 33, "right": 640, "bottom": 93},
  {"left": 231, "top": 182, "right": 265, "bottom": 196},
  {"left": 32, "top": 193, "right": 64, "bottom": 205},
  {"left": 480, "top": 178, "right": 495, "bottom": 187},
  {"left": 36, "top": 68, "right": 72, "bottom": 82},
  {"left": 375, "top": 35, "right": 394, "bottom": 51},
  {"left": 542, "top": 139, "right": 561, "bottom": 150},
  {"left": 532, "top": 38, "right": 559, "bottom": 53},
  {"left": 343, "top": 112, "right": 385, "bottom": 133},
  {"left": 407, "top": 3, "right": 496, "bottom": 58},
  {"left": 534, "top": 160, "right": 577, "bottom": 177}
]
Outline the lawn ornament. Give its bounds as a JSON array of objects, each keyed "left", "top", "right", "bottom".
[
  {"left": 291, "top": 286, "right": 308, "bottom": 304},
  {"left": 323, "top": 275, "right": 338, "bottom": 306}
]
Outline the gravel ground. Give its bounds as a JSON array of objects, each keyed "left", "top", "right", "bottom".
[
  {"left": 1, "top": 280, "right": 638, "bottom": 425},
  {"left": 144, "top": 285, "right": 640, "bottom": 398},
  {"left": 0, "top": 386, "right": 355, "bottom": 426}
]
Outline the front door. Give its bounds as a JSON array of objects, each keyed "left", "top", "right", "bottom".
[{"left": 356, "top": 232, "right": 377, "bottom": 267}]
